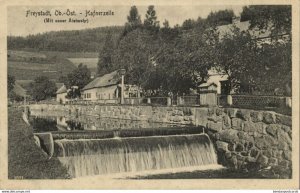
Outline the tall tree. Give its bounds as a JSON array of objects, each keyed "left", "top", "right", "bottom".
[
  {"left": 122, "top": 6, "right": 142, "bottom": 37},
  {"left": 240, "top": 5, "right": 291, "bottom": 36},
  {"left": 97, "top": 32, "right": 115, "bottom": 76},
  {"left": 144, "top": 5, "right": 160, "bottom": 32},
  {"left": 65, "top": 63, "right": 91, "bottom": 90},
  {"left": 206, "top": 9, "right": 235, "bottom": 26},
  {"left": 29, "top": 76, "right": 57, "bottom": 101}
]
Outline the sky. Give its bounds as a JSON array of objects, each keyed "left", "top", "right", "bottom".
[{"left": 7, "top": 5, "right": 244, "bottom": 37}]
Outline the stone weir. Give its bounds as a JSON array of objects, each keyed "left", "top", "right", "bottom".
[{"left": 30, "top": 104, "right": 292, "bottom": 178}]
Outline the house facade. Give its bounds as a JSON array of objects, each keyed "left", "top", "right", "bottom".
[{"left": 81, "top": 70, "right": 140, "bottom": 103}]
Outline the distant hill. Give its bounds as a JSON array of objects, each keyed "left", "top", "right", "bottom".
[
  {"left": 8, "top": 50, "right": 99, "bottom": 82},
  {"left": 7, "top": 26, "right": 123, "bottom": 52}
]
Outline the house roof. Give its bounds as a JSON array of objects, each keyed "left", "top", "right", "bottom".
[
  {"left": 82, "top": 70, "right": 121, "bottom": 91},
  {"left": 56, "top": 85, "right": 67, "bottom": 94},
  {"left": 199, "top": 82, "right": 217, "bottom": 88},
  {"left": 13, "top": 83, "right": 27, "bottom": 97},
  {"left": 217, "top": 20, "right": 281, "bottom": 40}
]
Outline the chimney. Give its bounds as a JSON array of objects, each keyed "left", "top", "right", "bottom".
[{"left": 232, "top": 16, "right": 240, "bottom": 25}]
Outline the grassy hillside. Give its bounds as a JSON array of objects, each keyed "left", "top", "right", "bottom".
[
  {"left": 8, "top": 50, "right": 77, "bottom": 81},
  {"left": 8, "top": 26, "right": 123, "bottom": 52}
]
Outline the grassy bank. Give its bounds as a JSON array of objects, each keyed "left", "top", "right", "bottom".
[{"left": 8, "top": 107, "right": 70, "bottom": 179}]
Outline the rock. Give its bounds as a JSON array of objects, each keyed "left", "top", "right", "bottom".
[
  {"left": 250, "top": 149, "right": 259, "bottom": 158},
  {"left": 208, "top": 107, "right": 216, "bottom": 116},
  {"left": 246, "top": 156, "right": 256, "bottom": 163},
  {"left": 283, "top": 151, "right": 291, "bottom": 161},
  {"left": 232, "top": 118, "right": 244, "bottom": 130},
  {"left": 272, "top": 150, "right": 283, "bottom": 159},
  {"left": 279, "top": 160, "right": 290, "bottom": 168},
  {"left": 277, "top": 130, "right": 292, "bottom": 146},
  {"left": 237, "top": 131, "right": 254, "bottom": 142},
  {"left": 281, "top": 125, "right": 291, "bottom": 133},
  {"left": 257, "top": 154, "right": 269, "bottom": 168},
  {"left": 226, "top": 108, "right": 238, "bottom": 118},
  {"left": 243, "top": 121, "right": 256, "bottom": 132},
  {"left": 219, "top": 129, "right": 239, "bottom": 143},
  {"left": 236, "top": 109, "right": 251, "bottom": 121},
  {"left": 276, "top": 114, "right": 292, "bottom": 127},
  {"left": 222, "top": 115, "right": 231, "bottom": 130},
  {"left": 207, "top": 121, "right": 223, "bottom": 132},
  {"left": 266, "top": 124, "right": 280, "bottom": 137},
  {"left": 268, "top": 157, "right": 278, "bottom": 166},
  {"left": 241, "top": 151, "right": 249, "bottom": 156},
  {"left": 235, "top": 143, "right": 244, "bottom": 152},
  {"left": 278, "top": 141, "right": 289, "bottom": 150},
  {"left": 255, "top": 135, "right": 276, "bottom": 150},
  {"left": 225, "top": 151, "right": 232, "bottom": 159},
  {"left": 262, "top": 112, "right": 276, "bottom": 124},
  {"left": 228, "top": 143, "right": 235, "bottom": 151},
  {"left": 262, "top": 149, "right": 272, "bottom": 158},
  {"left": 231, "top": 155, "right": 238, "bottom": 169},
  {"left": 216, "top": 108, "right": 224, "bottom": 116},
  {"left": 216, "top": 141, "right": 229, "bottom": 152},
  {"left": 250, "top": 111, "right": 263, "bottom": 122},
  {"left": 208, "top": 115, "right": 222, "bottom": 123}
]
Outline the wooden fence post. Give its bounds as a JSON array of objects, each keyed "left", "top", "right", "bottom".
[
  {"left": 286, "top": 97, "right": 292, "bottom": 108},
  {"left": 147, "top": 98, "right": 151, "bottom": 104}
]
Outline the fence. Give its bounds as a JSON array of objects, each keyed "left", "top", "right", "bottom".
[
  {"left": 177, "top": 95, "right": 200, "bottom": 106},
  {"left": 146, "top": 97, "right": 171, "bottom": 106},
  {"left": 231, "top": 95, "right": 288, "bottom": 108}
]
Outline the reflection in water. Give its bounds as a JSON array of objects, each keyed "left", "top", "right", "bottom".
[{"left": 30, "top": 114, "right": 187, "bottom": 132}]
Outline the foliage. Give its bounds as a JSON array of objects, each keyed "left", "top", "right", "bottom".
[
  {"left": 206, "top": 9, "right": 235, "bottom": 26},
  {"left": 63, "top": 63, "right": 91, "bottom": 89},
  {"left": 29, "top": 76, "right": 57, "bottom": 101},
  {"left": 122, "top": 6, "right": 142, "bottom": 37},
  {"left": 144, "top": 5, "right": 160, "bottom": 32},
  {"left": 8, "top": 26, "right": 123, "bottom": 52},
  {"left": 240, "top": 5, "right": 291, "bottom": 36},
  {"left": 215, "top": 26, "right": 291, "bottom": 95},
  {"left": 8, "top": 75, "right": 15, "bottom": 93},
  {"left": 97, "top": 32, "right": 115, "bottom": 76}
]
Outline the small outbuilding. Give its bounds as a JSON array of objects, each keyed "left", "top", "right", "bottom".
[{"left": 56, "top": 85, "right": 68, "bottom": 104}]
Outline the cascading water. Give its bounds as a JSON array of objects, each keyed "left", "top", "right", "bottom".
[{"left": 54, "top": 134, "right": 218, "bottom": 178}]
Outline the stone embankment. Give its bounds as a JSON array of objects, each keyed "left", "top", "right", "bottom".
[{"left": 30, "top": 104, "right": 292, "bottom": 178}]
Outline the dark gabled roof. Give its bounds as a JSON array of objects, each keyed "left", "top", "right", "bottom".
[
  {"left": 13, "top": 83, "right": 27, "bottom": 96},
  {"left": 82, "top": 70, "right": 120, "bottom": 91},
  {"left": 217, "top": 20, "right": 287, "bottom": 40}
]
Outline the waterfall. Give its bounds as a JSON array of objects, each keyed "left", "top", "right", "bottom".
[{"left": 54, "top": 134, "right": 218, "bottom": 178}]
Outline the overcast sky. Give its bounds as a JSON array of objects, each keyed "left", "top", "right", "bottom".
[{"left": 8, "top": 5, "right": 244, "bottom": 37}]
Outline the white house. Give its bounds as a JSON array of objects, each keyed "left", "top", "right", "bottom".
[
  {"left": 81, "top": 70, "right": 140, "bottom": 102},
  {"left": 56, "top": 85, "right": 68, "bottom": 104}
]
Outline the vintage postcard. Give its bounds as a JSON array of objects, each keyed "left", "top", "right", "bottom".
[{"left": 0, "top": 0, "right": 299, "bottom": 190}]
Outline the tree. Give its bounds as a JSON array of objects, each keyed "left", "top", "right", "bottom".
[
  {"left": 144, "top": 5, "right": 160, "bottom": 32},
  {"left": 8, "top": 75, "right": 15, "bottom": 93},
  {"left": 240, "top": 5, "right": 291, "bottom": 36},
  {"left": 206, "top": 9, "right": 235, "bottom": 26},
  {"left": 122, "top": 6, "right": 142, "bottom": 37},
  {"left": 97, "top": 32, "right": 115, "bottom": 76},
  {"left": 29, "top": 76, "right": 57, "bottom": 101},
  {"left": 65, "top": 63, "right": 91, "bottom": 90}
]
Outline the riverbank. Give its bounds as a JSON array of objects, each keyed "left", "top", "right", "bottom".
[{"left": 8, "top": 107, "right": 70, "bottom": 179}]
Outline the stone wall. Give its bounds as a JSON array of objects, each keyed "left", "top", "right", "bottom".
[{"left": 29, "top": 104, "right": 292, "bottom": 177}]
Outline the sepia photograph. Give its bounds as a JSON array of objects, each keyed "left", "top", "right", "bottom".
[{"left": 1, "top": 0, "right": 299, "bottom": 190}]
